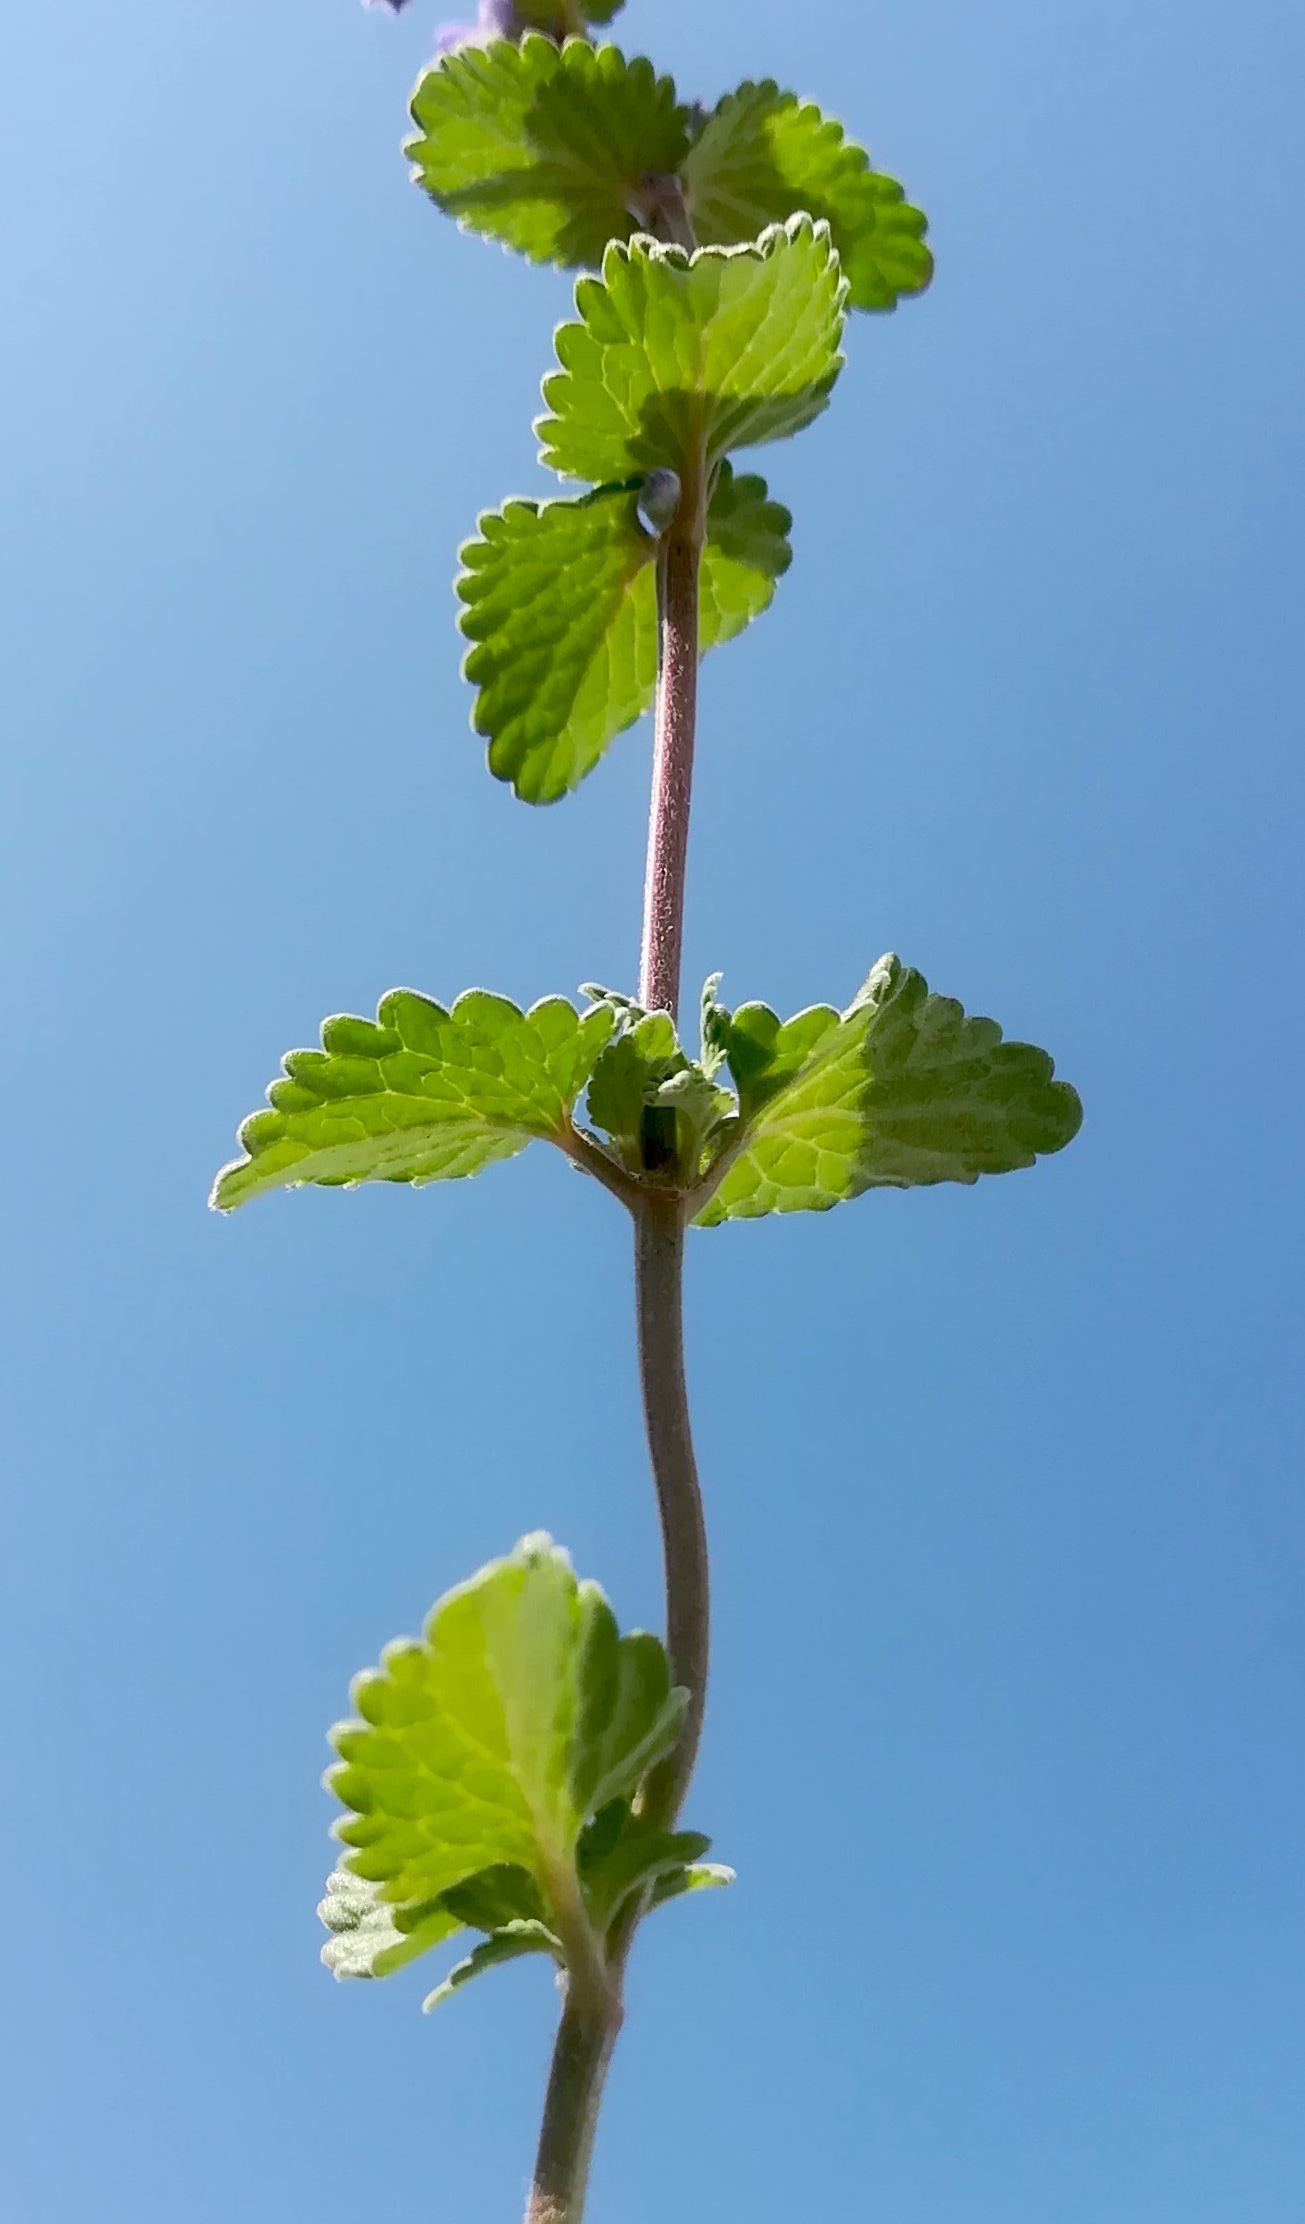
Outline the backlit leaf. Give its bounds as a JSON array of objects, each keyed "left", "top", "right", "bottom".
[
  {"left": 694, "top": 955, "right": 1083, "bottom": 1223},
  {"left": 210, "top": 991, "right": 615, "bottom": 1210},
  {"left": 326, "top": 1536, "right": 686, "bottom": 1939},
  {"left": 684, "top": 80, "right": 932, "bottom": 312},
  {"left": 408, "top": 36, "right": 685, "bottom": 268},
  {"left": 456, "top": 464, "right": 790, "bottom": 801},
  {"left": 537, "top": 218, "right": 847, "bottom": 484}
]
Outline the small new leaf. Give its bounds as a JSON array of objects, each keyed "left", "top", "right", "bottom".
[
  {"left": 537, "top": 218, "right": 847, "bottom": 485},
  {"left": 585, "top": 1002, "right": 734, "bottom": 1179},
  {"left": 649, "top": 1862, "right": 735, "bottom": 1907},
  {"left": 577, "top": 1803, "right": 716, "bottom": 1928},
  {"left": 408, "top": 36, "right": 686, "bottom": 269},
  {"left": 422, "top": 1921, "right": 561, "bottom": 2014},
  {"left": 684, "top": 81, "right": 933, "bottom": 312},
  {"left": 210, "top": 991, "right": 615, "bottom": 1209},
  {"left": 694, "top": 955, "right": 1082, "bottom": 1223},
  {"left": 458, "top": 465, "right": 791, "bottom": 801},
  {"left": 327, "top": 1536, "right": 687, "bottom": 1944}
]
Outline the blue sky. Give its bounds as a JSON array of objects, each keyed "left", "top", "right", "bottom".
[{"left": 2, "top": 0, "right": 1302, "bottom": 2217}]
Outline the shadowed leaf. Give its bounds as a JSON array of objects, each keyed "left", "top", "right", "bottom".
[
  {"left": 408, "top": 36, "right": 686, "bottom": 267},
  {"left": 685, "top": 79, "right": 932, "bottom": 311}
]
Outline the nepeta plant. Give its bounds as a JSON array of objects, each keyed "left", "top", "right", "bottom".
[{"left": 213, "top": 6, "right": 1082, "bottom": 2217}]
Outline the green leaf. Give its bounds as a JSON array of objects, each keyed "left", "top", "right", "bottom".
[
  {"left": 458, "top": 464, "right": 790, "bottom": 803},
  {"left": 578, "top": 1804, "right": 714, "bottom": 1928},
  {"left": 684, "top": 80, "right": 933, "bottom": 313},
  {"left": 440, "top": 1863, "right": 550, "bottom": 1933},
  {"left": 407, "top": 45, "right": 932, "bottom": 311},
  {"left": 537, "top": 217, "right": 847, "bottom": 484},
  {"left": 326, "top": 1535, "right": 687, "bottom": 1940},
  {"left": 422, "top": 1921, "right": 561, "bottom": 2014},
  {"left": 649, "top": 1862, "right": 735, "bottom": 1908},
  {"left": 210, "top": 990, "right": 615, "bottom": 1210},
  {"left": 407, "top": 36, "right": 685, "bottom": 269},
  {"left": 318, "top": 1866, "right": 465, "bottom": 1982},
  {"left": 694, "top": 954, "right": 1083, "bottom": 1224},
  {"left": 584, "top": 1003, "right": 734, "bottom": 1178},
  {"left": 698, "top": 460, "right": 793, "bottom": 652}
]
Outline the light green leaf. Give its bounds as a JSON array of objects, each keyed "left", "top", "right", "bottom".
[
  {"left": 318, "top": 1866, "right": 464, "bottom": 1981},
  {"left": 684, "top": 80, "right": 933, "bottom": 313},
  {"left": 210, "top": 990, "right": 615, "bottom": 1210},
  {"left": 422, "top": 1922, "right": 561, "bottom": 2014},
  {"left": 537, "top": 217, "right": 848, "bottom": 484},
  {"left": 457, "top": 464, "right": 790, "bottom": 802},
  {"left": 694, "top": 954, "right": 1083, "bottom": 1224},
  {"left": 327, "top": 1535, "right": 687, "bottom": 1939},
  {"left": 407, "top": 36, "right": 686, "bottom": 269}
]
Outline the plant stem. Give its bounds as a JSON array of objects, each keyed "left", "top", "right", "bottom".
[
  {"left": 633, "top": 1197, "right": 710, "bottom": 1819},
  {"left": 639, "top": 454, "right": 706, "bottom": 1021},
  {"left": 526, "top": 1999, "right": 622, "bottom": 2224},
  {"left": 526, "top": 454, "right": 711, "bottom": 2224}
]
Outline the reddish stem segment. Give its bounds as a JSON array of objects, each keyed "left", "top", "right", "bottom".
[{"left": 639, "top": 464, "right": 706, "bottom": 1019}]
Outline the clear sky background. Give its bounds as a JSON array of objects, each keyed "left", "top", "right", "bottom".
[{"left": 2, "top": 1, "right": 1302, "bottom": 2218}]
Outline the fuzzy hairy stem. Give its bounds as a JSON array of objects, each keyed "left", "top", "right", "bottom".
[
  {"left": 528, "top": 456, "right": 712, "bottom": 2224},
  {"left": 526, "top": 1998, "right": 622, "bottom": 2224},
  {"left": 639, "top": 449, "right": 706, "bottom": 1020}
]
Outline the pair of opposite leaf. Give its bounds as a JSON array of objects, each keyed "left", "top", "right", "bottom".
[
  {"left": 210, "top": 954, "right": 1082, "bottom": 1218},
  {"left": 406, "top": 34, "right": 932, "bottom": 801},
  {"left": 318, "top": 1533, "right": 730, "bottom": 2014}
]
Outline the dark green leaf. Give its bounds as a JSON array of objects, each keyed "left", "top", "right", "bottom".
[
  {"left": 457, "top": 465, "right": 790, "bottom": 802},
  {"left": 440, "top": 1863, "right": 550, "bottom": 1933},
  {"left": 694, "top": 954, "right": 1083, "bottom": 1223},
  {"left": 422, "top": 1922, "right": 561, "bottom": 2015},
  {"left": 578, "top": 1804, "right": 714, "bottom": 1928},
  {"left": 210, "top": 990, "right": 615, "bottom": 1209},
  {"left": 537, "top": 218, "right": 847, "bottom": 484},
  {"left": 684, "top": 80, "right": 933, "bottom": 312}
]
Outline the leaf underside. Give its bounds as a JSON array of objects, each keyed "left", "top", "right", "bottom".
[
  {"left": 684, "top": 80, "right": 933, "bottom": 313},
  {"left": 457, "top": 462, "right": 791, "bottom": 802},
  {"left": 536, "top": 217, "right": 848, "bottom": 484},
  {"left": 407, "top": 39, "right": 930, "bottom": 312},
  {"left": 695, "top": 954, "right": 1084, "bottom": 1224},
  {"left": 407, "top": 36, "right": 685, "bottom": 268},
  {"left": 327, "top": 1534, "right": 686, "bottom": 1921},
  {"left": 210, "top": 990, "right": 614, "bottom": 1210},
  {"left": 315, "top": 1539, "right": 732, "bottom": 2010}
]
